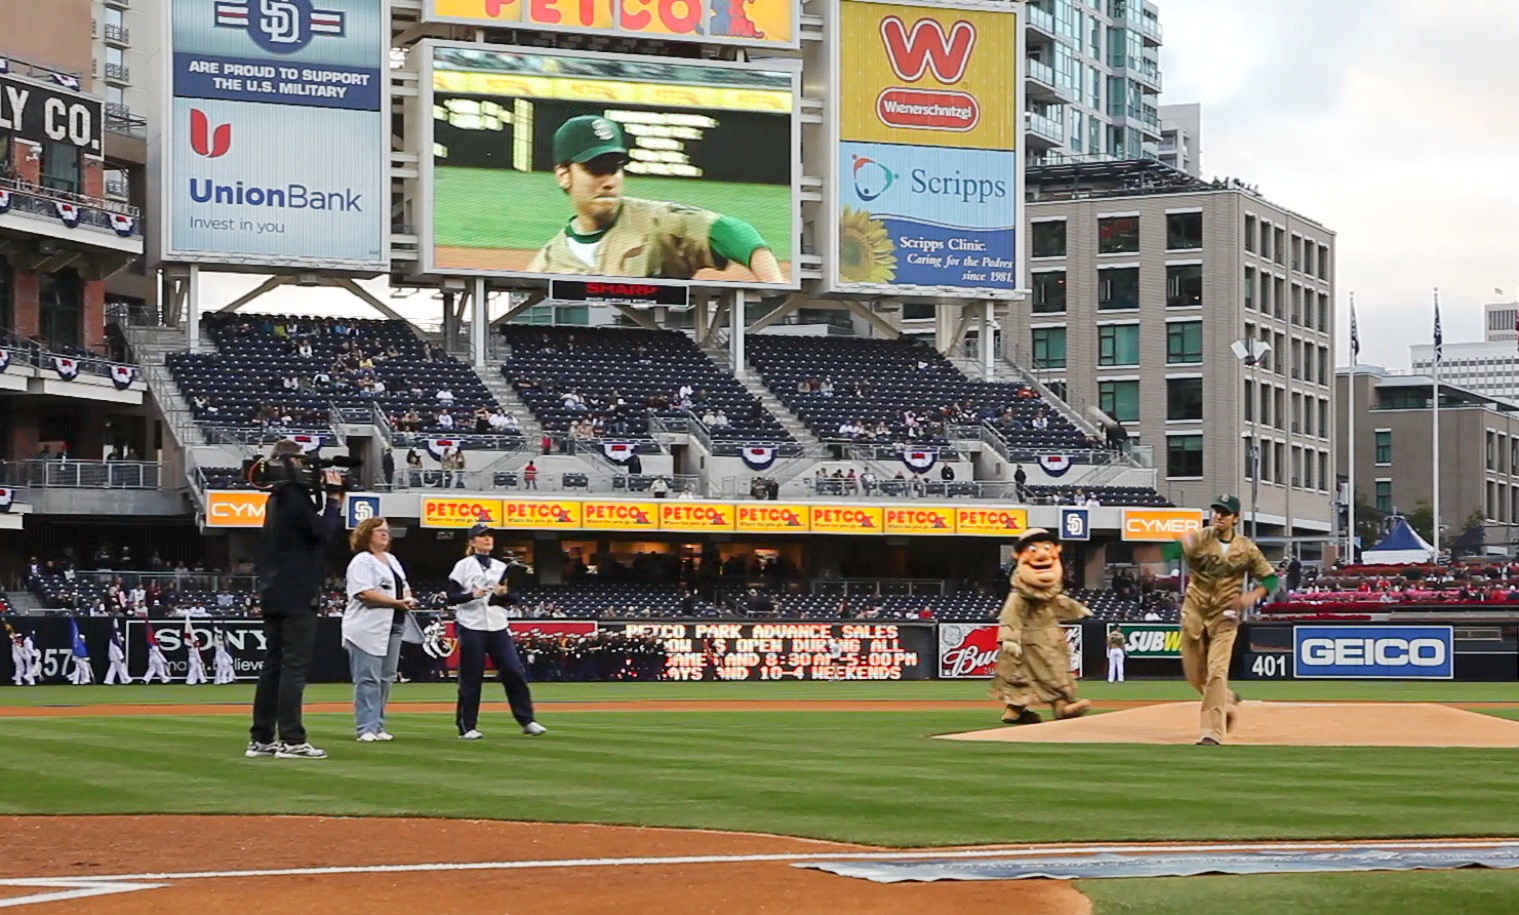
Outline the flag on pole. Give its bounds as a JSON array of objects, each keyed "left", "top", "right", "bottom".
[
  {"left": 70, "top": 618, "right": 89, "bottom": 659},
  {"left": 1349, "top": 300, "right": 1360, "bottom": 360},
  {"left": 1434, "top": 301, "right": 1443, "bottom": 365}
]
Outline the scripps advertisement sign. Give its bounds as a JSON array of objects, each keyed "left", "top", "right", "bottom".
[{"left": 830, "top": 0, "right": 1018, "bottom": 296}]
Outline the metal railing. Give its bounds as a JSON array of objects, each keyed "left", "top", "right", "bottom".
[
  {"left": 104, "top": 23, "right": 130, "bottom": 43},
  {"left": 104, "top": 62, "right": 131, "bottom": 83},
  {"left": 0, "top": 459, "right": 161, "bottom": 489},
  {"left": 36, "top": 570, "right": 260, "bottom": 593},
  {"left": 386, "top": 467, "right": 702, "bottom": 495},
  {"left": 0, "top": 173, "right": 142, "bottom": 226}
]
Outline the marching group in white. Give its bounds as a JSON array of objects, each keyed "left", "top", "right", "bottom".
[{"left": 8, "top": 622, "right": 239, "bottom": 686}]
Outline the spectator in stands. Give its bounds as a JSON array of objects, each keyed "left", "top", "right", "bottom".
[
  {"left": 437, "top": 409, "right": 455, "bottom": 430},
  {"left": 381, "top": 448, "right": 395, "bottom": 487},
  {"left": 1084, "top": 492, "right": 1101, "bottom": 508},
  {"left": 713, "top": 410, "right": 730, "bottom": 429},
  {"left": 650, "top": 476, "right": 671, "bottom": 498},
  {"left": 437, "top": 386, "right": 455, "bottom": 403},
  {"left": 941, "top": 464, "right": 955, "bottom": 482},
  {"left": 860, "top": 470, "right": 877, "bottom": 496},
  {"left": 523, "top": 461, "right": 538, "bottom": 490},
  {"left": 405, "top": 448, "right": 422, "bottom": 486},
  {"left": 1032, "top": 410, "right": 1049, "bottom": 430}
]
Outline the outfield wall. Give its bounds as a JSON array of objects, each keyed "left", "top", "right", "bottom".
[{"left": 2, "top": 617, "right": 1514, "bottom": 685}]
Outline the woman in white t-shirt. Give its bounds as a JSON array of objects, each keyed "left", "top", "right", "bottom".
[
  {"left": 343, "top": 517, "right": 417, "bottom": 742},
  {"left": 446, "top": 523, "right": 545, "bottom": 739}
]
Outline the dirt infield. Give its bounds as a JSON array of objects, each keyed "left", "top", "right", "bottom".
[
  {"left": 939, "top": 701, "right": 1519, "bottom": 747},
  {"left": 0, "top": 817, "right": 1091, "bottom": 915}
]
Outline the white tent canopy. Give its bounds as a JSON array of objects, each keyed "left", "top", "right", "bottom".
[{"left": 1362, "top": 518, "right": 1437, "bottom": 565}]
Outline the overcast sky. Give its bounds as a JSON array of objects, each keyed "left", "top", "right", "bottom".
[
  {"left": 208, "top": 0, "right": 1519, "bottom": 369},
  {"left": 1158, "top": 0, "right": 1519, "bottom": 369}
]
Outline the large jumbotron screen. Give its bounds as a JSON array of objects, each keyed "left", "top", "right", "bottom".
[{"left": 420, "top": 43, "right": 799, "bottom": 289}]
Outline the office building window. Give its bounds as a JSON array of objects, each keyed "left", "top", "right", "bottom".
[
  {"left": 1166, "top": 377, "right": 1204, "bottom": 421},
  {"left": 1098, "top": 215, "right": 1140, "bottom": 254},
  {"left": 1098, "top": 266, "right": 1139, "bottom": 310},
  {"left": 1244, "top": 215, "right": 1257, "bottom": 253},
  {"left": 902, "top": 303, "right": 934, "bottom": 320},
  {"left": 1319, "top": 397, "right": 1328, "bottom": 438},
  {"left": 1166, "top": 321, "right": 1203, "bottom": 364},
  {"left": 1244, "top": 267, "right": 1255, "bottom": 310},
  {"left": 1167, "top": 434, "right": 1204, "bottom": 478},
  {"left": 1274, "top": 442, "right": 1286, "bottom": 484},
  {"left": 1374, "top": 430, "right": 1391, "bottom": 464},
  {"left": 1319, "top": 452, "right": 1329, "bottom": 491},
  {"left": 1032, "top": 221, "right": 1067, "bottom": 258},
  {"left": 1099, "top": 380, "right": 1140, "bottom": 422},
  {"left": 1244, "top": 380, "right": 1254, "bottom": 422},
  {"left": 1032, "top": 271, "right": 1067, "bottom": 313},
  {"left": 1167, "top": 264, "right": 1202, "bottom": 307},
  {"left": 1375, "top": 480, "right": 1392, "bottom": 513},
  {"left": 1166, "top": 212, "right": 1203, "bottom": 250},
  {"left": 1098, "top": 324, "right": 1140, "bottom": 366},
  {"left": 1032, "top": 327, "right": 1067, "bottom": 370},
  {"left": 41, "top": 141, "right": 81, "bottom": 194},
  {"left": 1318, "top": 244, "right": 1330, "bottom": 280}
]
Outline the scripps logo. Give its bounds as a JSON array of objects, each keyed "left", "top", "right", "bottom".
[
  {"left": 851, "top": 155, "right": 897, "bottom": 202},
  {"left": 214, "top": 0, "right": 347, "bottom": 55}
]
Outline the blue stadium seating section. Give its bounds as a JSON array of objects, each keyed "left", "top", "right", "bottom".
[
  {"left": 167, "top": 314, "right": 516, "bottom": 445},
  {"left": 501, "top": 326, "right": 792, "bottom": 444}
]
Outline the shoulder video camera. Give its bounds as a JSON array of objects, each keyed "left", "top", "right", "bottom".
[{"left": 245, "top": 452, "right": 363, "bottom": 494}]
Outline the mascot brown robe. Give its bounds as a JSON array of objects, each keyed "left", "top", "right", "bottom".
[{"left": 990, "top": 528, "right": 1092, "bottom": 724}]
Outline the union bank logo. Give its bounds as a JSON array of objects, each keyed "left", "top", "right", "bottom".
[{"left": 214, "top": 0, "right": 347, "bottom": 55}]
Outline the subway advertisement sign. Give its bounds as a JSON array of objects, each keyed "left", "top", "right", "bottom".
[{"left": 1109, "top": 624, "right": 1180, "bottom": 659}]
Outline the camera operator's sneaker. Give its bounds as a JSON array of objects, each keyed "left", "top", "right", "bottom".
[
  {"left": 275, "top": 742, "right": 328, "bottom": 759},
  {"left": 522, "top": 722, "right": 547, "bottom": 736},
  {"left": 460, "top": 729, "right": 484, "bottom": 740},
  {"left": 245, "top": 740, "right": 281, "bottom": 758}
]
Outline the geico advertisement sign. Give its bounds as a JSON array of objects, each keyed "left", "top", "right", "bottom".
[
  {"left": 1293, "top": 626, "right": 1454, "bottom": 679},
  {"left": 937, "top": 623, "right": 1082, "bottom": 679},
  {"left": 206, "top": 491, "right": 269, "bottom": 527},
  {"left": 1121, "top": 509, "right": 1205, "bottom": 542},
  {"left": 1110, "top": 624, "right": 1181, "bottom": 659}
]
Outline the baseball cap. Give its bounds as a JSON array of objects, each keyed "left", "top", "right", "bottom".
[
  {"left": 1210, "top": 494, "right": 1242, "bottom": 515},
  {"left": 1013, "top": 528, "right": 1060, "bottom": 553},
  {"left": 553, "top": 116, "right": 628, "bottom": 166},
  {"left": 467, "top": 522, "right": 494, "bottom": 539}
]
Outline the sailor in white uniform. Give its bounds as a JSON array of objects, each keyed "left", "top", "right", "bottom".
[{"left": 104, "top": 623, "right": 132, "bottom": 684}]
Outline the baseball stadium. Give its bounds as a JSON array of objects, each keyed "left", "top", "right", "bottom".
[{"left": 1, "top": 0, "right": 1516, "bottom": 913}]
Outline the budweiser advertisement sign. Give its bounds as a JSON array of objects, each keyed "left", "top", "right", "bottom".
[{"left": 937, "top": 624, "right": 1083, "bottom": 679}]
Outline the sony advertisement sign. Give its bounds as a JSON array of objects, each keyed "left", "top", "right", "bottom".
[
  {"left": 162, "top": 0, "right": 389, "bottom": 270},
  {"left": 1293, "top": 626, "right": 1454, "bottom": 679},
  {"left": 0, "top": 73, "right": 104, "bottom": 155}
]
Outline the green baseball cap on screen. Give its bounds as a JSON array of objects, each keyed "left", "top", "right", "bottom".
[
  {"left": 1210, "top": 494, "right": 1242, "bottom": 515},
  {"left": 553, "top": 115, "right": 629, "bottom": 166}
]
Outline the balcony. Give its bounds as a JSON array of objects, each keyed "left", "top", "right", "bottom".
[
  {"left": 1026, "top": 4, "right": 1056, "bottom": 39},
  {"left": 0, "top": 176, "right": 144, "bottom": 271},
  {"left": 0, "top": 461, "right": 181, "bottom": 516},
  {"left": 1024, "top": 57, "right": 1072, "bottom": 103},
  {"left": 104, "top": 23, "right": 130, "bottom": 46},
  {"left": 1025, "top": 111, "right": 1064, "bottom": 148},
  {"left": 104, "top": 62, "right": 131, "bottom": 84},
  {"left": 104, "top": 0, "right": 130, "bottom": 7}
]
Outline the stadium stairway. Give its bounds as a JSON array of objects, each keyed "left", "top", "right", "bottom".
[
  {"left": 5, "top": 591, "right": 40, "bottom": 613},
  {"left": 118, "top": 322, "right": 211, "bottom": 448},
  {"left": 473, "top": 337, "right": 544, "bottom": 444},
  {"left": 701, "top": 341, "right": 820, "bottom": 448}
]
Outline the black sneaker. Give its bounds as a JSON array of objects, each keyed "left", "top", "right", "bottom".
[
  {"left": 245, "top": 740, "right": 281, "bottom": 758},
  {"left": 275, "top": 742, "right": 328, "bottom": 759},
  {"left": 1196, "top": 737, "right": 1222, "bottom": 746}
]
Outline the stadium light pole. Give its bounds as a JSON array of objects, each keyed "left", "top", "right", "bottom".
[{"left": 1233, "top": 337, "right": 1272, "bottom": 543}]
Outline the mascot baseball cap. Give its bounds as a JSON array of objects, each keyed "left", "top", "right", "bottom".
[
  {"left": 1014, "top": 528, "right": 1060, "bottom": 552},
  {"left": 554, "top": 116, "right": 629, "bottom": 166},
  {"left": 1210, "top": 494, "right": 1242, "bottom": 515}
]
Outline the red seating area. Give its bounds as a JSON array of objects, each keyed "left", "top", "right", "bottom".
[{"left": 1265, "top": 560, "right": 1519, "bottom": 614}]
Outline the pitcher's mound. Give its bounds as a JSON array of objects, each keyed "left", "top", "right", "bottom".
[{"left": 936, "top": 702, "right": 1519, "bottom": 747}]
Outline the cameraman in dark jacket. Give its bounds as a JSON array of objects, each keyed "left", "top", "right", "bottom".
[{"left": 247, "top": 441, "right": 345, "bottom": 759}]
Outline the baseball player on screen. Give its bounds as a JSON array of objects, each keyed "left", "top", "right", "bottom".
[{"left": 528, "top": 116, "right": 785, "bottom": 283}]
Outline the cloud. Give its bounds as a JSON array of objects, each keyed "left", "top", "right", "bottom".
[{"left": 1160, "top": 0, "right": 1519, "bottom": 369}]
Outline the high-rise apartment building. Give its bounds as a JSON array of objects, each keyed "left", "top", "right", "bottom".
[
  {"left": 1015, "top": 160, "right": 1336, "bottom": 544},
  {"left": 1025, "top": 0, "right": 1165, "bottom": 169},
  {"left": 1485, "top": 300, "right": 1518, "bottom": 344},
  {"left": 1158, "top": 102, "right": 1200, "bottom": 177}
]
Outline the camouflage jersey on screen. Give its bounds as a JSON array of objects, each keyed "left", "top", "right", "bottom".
[
  {"left": 1181, "top": 527, "right": 1274, "bottom": 619},
  {"left": 529, "top": 198, "right": 724, "bottom": 279}
]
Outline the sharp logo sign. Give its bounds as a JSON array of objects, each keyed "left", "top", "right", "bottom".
[
  {"left": 214, "top": 0, "right": 348, "bottom": 54},
  {"left": 876, "top": 16, "right": 979, "bottom": 131},
  {"left": 189, "top": 109, "right": 232, "bottom": 158},
  {"left": 1293, "top": 626, "right": 1454, "bottom": 679}
]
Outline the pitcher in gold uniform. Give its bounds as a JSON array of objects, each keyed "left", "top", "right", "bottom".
[{"left": 1171, "top": 495, "right": 1277, "bottom": 745}]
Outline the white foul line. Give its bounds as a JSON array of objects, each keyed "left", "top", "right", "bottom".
[
  {"left": 5, "top": 839, "right": 1515, "bottom": 885},
  {"left": 0, "top": 880, "right": 167, "bottom": 909}
]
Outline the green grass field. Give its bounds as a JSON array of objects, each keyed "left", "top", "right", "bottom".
[
  {"left": 433, "top": 166, "right": 793, "bottom": 259},
  {"left": 3, "top": 679, "right": 1517, "bottom": 913}
]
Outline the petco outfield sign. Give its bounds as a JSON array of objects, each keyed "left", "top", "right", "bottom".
[{"left": 1294, "top": 626, "right": 1454, "bottom": 679}]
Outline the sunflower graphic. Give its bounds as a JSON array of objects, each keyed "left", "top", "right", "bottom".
[{"left": 838, "top": 206, "right": 897, "bottom": 284}]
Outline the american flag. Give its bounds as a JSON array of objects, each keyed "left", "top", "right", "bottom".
[{"left": 1349, "top": 301, "right": 1360, "bottom": 360}]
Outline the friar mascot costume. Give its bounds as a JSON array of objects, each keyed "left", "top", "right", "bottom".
[{"left": 990, "top": 528, "right": 1092, "bottom": 725}]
